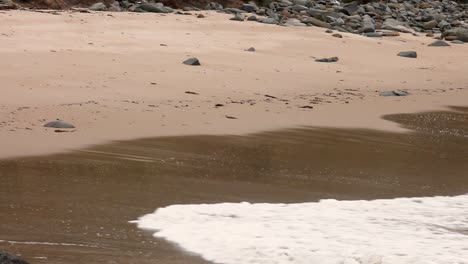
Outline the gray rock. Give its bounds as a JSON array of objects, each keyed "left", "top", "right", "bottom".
[
  {"left": 284, "top": 18, "right": 306, "bottom": 27},
  {"left": 428, "top": 40, "right": 450, "bottom": 46},
  {"left": 303, "top": 17, "right": 332, "bottom": 29},
  {"left": 442, "top": 28, "right": 468, "bottom": 42},
  {"left": 205, "top": 2, "right": 223, "bottom": 10},
  {"left": 224, "top": 8, "right": 244, "bottom": 14},
  {"left": 245, "top": 47, "right": 256, "bottom": 52},
  {"left": 291, "top": 4, "right": 308, "bottom": 12},
  {"left": 382, "top": 18, "right": 413, "bottom": 33},
  {"left": 423, "top": 20, "right": 438, "bottom": 30},
  {"left": 315, "top": 57, "right": 339, "bottom": 63},
  {"left": 451, "top": 40, "right": 464, "bottom": 44},
  {"left": 279, "top": 0, "right": 293, "bottom": 6},
  {"left": 259, "top": 17, "right": 278, "bottom": 25},
  {"left": 108, "top": 1, "right": 121, "bottom": 12},
  {"left": 247, "top": 15, "right": 257, "bottom": 21},
  {"left": 139, "top": 3, "right": 173, "bottom": 13},
  {"left": 360, "top": 15, "right": 375, "bottom": 33},
  {"left": 397, "top": 51, "right": 417, "bottom": 58},
  {"left": 266, "top": 9, "right": 280, "bottom": 20},
  {"left": 0, "top": 251, "right": 29, "bottom": 264},
  {"left": 292, "top": 0, "right": 307, "bottom": 6},
  {"left": 44, "top": 120, "right": 75, "bottom": 129},
  {"left": 342, "top": 3, "right": 361, "bottom": 16},
  {"left": 365, "top": 32, "right": 383, "bottom": 38},
  {"left": 438, "top": 20, "right": 451, "bottom": 32},
  {"left": 89, "top": 2, "right": 106, "bottom": 11},
  {"left": 183, "top": 58, "right": 201, "bottom": 66},
  {"left": 230, "top": 13, "right": 245, "bottom": 21},
  {"left": 241, "top": 3, "right": 257, "bottom": 13},
  {"left": 379, "top": 90, "right": 409, "bottom": 96}
]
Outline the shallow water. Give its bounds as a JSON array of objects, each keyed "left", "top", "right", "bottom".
[{"left": 1, "top": 107, "right": 468, "bottom": 263}]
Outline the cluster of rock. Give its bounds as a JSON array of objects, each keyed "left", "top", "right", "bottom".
[
  {"left": 84, "top": 0, "right": 467, "bottom": 41},
  {"left": 221, "top": 0, "right": 467, "bottom": 41}
]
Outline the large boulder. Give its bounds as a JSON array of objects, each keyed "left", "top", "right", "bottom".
[{"left": 360, "top": 15, "right": 375, "bottom": 33}]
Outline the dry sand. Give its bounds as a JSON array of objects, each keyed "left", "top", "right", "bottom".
[{"left": 0, "top": 10, "right": 467, "bottom": 158}]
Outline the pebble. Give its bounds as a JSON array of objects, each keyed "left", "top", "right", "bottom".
[
  {"left": 315, "top": 57, "right": 339, "bottom": 63},
  {"left": 397, "top": 51, "right": 417, "bottom": 58},
  {"left": 183, "top": 58, "right": 201, "bottom": 66}
]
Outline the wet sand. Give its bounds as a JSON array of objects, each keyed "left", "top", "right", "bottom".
[{"left": 1, "top": 107, "right": 468, "bottom": 263}]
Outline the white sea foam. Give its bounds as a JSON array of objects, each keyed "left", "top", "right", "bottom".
[{"left": 133, "top": 195, "right": 468, "bottom": 264}]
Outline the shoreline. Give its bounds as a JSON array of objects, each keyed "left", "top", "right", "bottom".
[
  {"left": 1, "top": 10, "right": 467, "bottom": 159},
  {"left": 1, "top": 107, "right": 468, "bottom": 264}
]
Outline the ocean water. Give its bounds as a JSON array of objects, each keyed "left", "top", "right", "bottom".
[{"left": 133, "top": 194, "right": 468, "bottom": 264}]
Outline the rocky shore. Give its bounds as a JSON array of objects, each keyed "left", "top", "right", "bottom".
[{"left": 3, "top": 0, "right": 465, "bottom": 42}]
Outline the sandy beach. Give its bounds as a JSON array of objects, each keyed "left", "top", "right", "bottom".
[
  {"left": 1, "top": 6, "right": 468, "bottom": 264},
  {"left": 0, "top": 10, "right": 467, "bottom": 159}
]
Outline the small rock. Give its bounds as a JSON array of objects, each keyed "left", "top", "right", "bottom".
[
  {"left": 332, "top": 33, "right": 343, "bottom": 38},
  {"left": 44, "top": 119, "right": 75, "bottom": 129},
  {"left": 397, "top": 51, "right": 417, "bottom": 58},
  {"left": 325, "top": 29, "right": 333, "bottom": 33},
  {"left": 245, "top": 47, "right": 256, "bottom": 52},
  {"left": 315, "top": 57, "right": 339, "bottom": 63},
  {"left": 185, "top": 91, "right": 199, "bottom": 95},
  {"left": 197, "top": 14, "right": 205, "bottom": 18},
  {"left": 428, "top": 40, "right": 450, "bottom": 47},
  {"left": 183, "top": 57, "right": 201, "bottom": 66},
  {"left": 225, "top": 115, "right": 238, "bottom": 119},
  {"left": 379, "top": 90, "right": 409, "bottom": 96}
]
